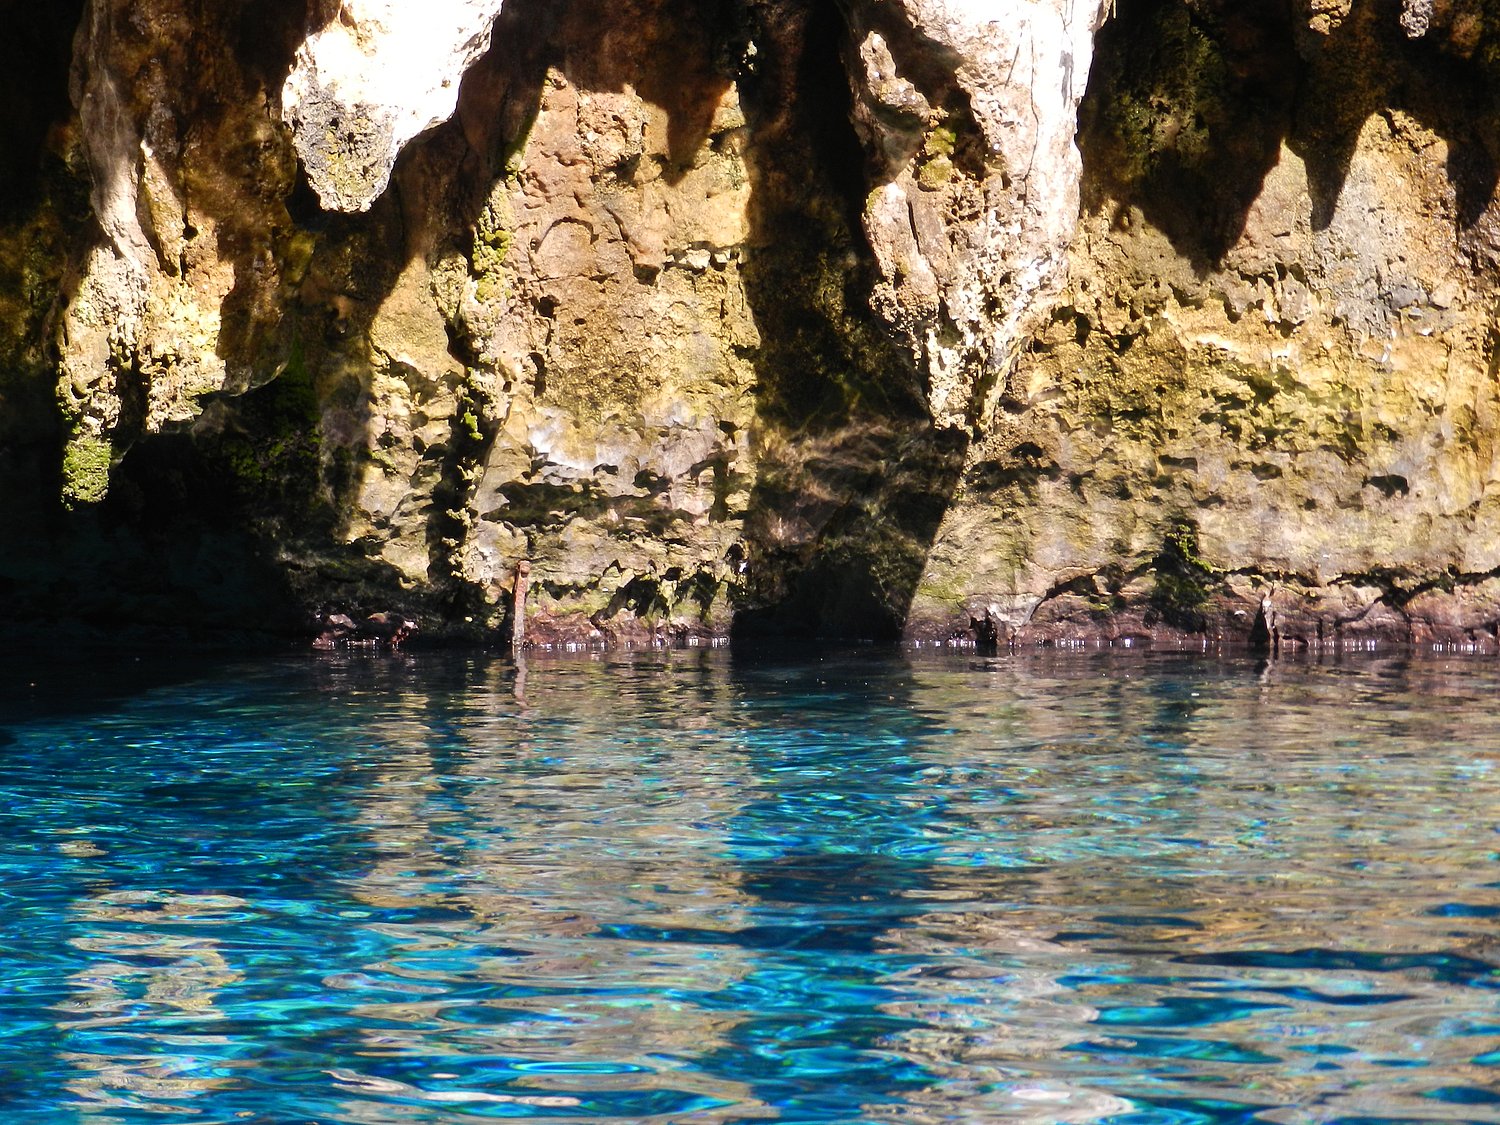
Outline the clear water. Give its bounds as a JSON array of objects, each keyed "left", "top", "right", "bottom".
[{"left": 1, "top": 649, "right": 1497, "bottom": 1125}]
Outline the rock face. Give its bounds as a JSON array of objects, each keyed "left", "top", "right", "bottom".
[
  {"left": 6, "top": 0, "right": 1500, "bottom": 651},
  {"left": 282, "top": 0, "right": 509, "bottom": 211},
  {"left": 849, "top": 0, "right": 1112, "bottom": 428},
  {"left": 909, "top": 0, "right": 1500, "bottom": 652},
  {"left": 57, "top": 0, "right": 301, "bottom": 506}
]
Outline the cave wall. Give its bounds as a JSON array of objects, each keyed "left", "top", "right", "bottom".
[
  {"left": 909, "top": 0, "right": 1500, "bottom": 649},
  {"left": 4, "top": 0, "right": 1500, "bottom": 649}
]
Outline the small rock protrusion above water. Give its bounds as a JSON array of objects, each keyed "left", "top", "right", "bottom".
[
  {"left": 1248, "top": 593, "right": 1278, "bottom": 653},
  {"left": 313, "top": 612, "right": 419, "bottom": 650},
  {"left": 511, "top": 560, "right": 531, "bottom": 655}
]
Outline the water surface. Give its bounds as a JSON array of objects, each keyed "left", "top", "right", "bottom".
[{"left": 1, "top": 649, "right": 1497, "bottom": 1123}]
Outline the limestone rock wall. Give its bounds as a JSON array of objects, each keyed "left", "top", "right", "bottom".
[
  {"left": 282, "top": 0, "right": 509, "bottom": 211},
  {"left": 57, "top": 0, "right": 302, "bottom": 505},
  {"left": 6, "top": 0, "right": 1500, "bottom": 650},
  {"left": 848, "top": 0, "right": 1113, "bottom": 428},
  {"left": 908, "top": 0, "right": 1500, "bottom": 651}
]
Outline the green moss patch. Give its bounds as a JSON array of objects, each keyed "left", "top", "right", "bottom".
[
  {"left": 61, "top": 434, "right": 113, "bottom": 508},
  {"left": 1149, "top": 517, "right": 1218, "bottom": 631}
]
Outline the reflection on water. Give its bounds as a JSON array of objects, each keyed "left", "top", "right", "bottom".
[{"left": 0, "top": 650, "right": 1497, "bottom": 1124}]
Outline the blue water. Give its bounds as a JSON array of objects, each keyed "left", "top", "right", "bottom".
[{"left": 1, "top": 649, "right": 1497, "bottom": 1124}]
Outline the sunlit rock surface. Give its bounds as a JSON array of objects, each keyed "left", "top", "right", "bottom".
[
  {"left": 5, "top": 0, "right": 1500, "bottom": 649},
  {"left": 907, "top": 0, "right": 1500, "bottom": 651},
  {"left": 281, "top": 0, "right": 508, "bottom": 212},
  {"left": 52, "top": 0, "right": 298, "bottom": 509},
  {"left": 848, "top": 0, "right": 1113, "bottom": 428}
]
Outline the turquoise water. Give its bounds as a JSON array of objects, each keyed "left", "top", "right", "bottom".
[{"left": 1, "top": 649, "right": 1497, "bottom": 1124}]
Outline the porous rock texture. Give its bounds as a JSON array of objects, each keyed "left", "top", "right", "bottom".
[
  {"left": 6, "top": 0, "right": 1500, "bottom": 651},
  {"left": 282, "top": 0, "right": 509, "bottom": 211},
  {"left": 913, "top": 0, "right": 1500, "bottom": 653}
]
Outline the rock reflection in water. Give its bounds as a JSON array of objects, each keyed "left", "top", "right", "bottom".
[
  {"left": 0, "top": 649, "right": 1496, "bottom": 1123},
  {"left": 59, "top": 890, "right": 244, "bottom": 1117},
  {"left": 860, "top": 655, "right": 1500, "bottom": 1124},
  {"left": 330, "top": 653, "right": 770, "bottom": 1116}
]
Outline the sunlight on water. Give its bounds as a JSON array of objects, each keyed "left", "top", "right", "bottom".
[{"left": 0, "top": 650, "right": 1497, "bottom": 1124}]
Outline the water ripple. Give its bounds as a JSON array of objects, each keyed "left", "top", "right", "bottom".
[{"left": 0, "top": 650, "right": 1498, "bottom": 1123}]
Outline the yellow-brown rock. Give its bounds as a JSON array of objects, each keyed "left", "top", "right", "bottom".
[{"left": 6, "top": 0, "right": 1500, "bottom": 650}]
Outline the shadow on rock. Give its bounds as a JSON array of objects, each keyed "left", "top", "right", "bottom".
[{"left": 730, "top": 0, "right": 968, "bottom": 641}]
